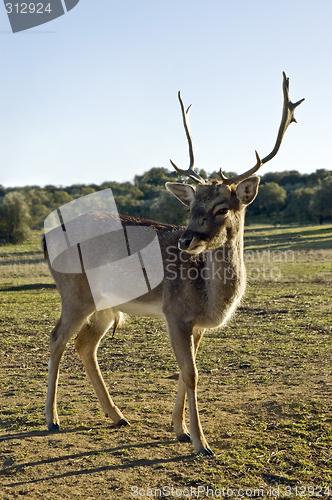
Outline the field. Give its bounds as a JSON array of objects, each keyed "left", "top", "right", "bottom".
[{"left": 0, "top": 224, "right": 332, "bottom": 499}]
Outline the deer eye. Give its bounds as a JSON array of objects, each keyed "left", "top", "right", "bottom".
[{"left": 215, "top": 208, "right": 229, "bottom": 216}]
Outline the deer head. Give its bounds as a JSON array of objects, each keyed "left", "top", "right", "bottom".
[{"left": 166, "top": 72, "right": 304, "bottom": 254}]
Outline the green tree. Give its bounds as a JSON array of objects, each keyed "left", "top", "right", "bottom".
[
  {"left": 283, "top": 187, "right": 314, "bottom": 222},
  {"left": 309, "top": 177, "right": 332, "bottom": 224},
  {"left": 208, "top": 171, "right": 238, "bottom": 181},
  {"left": 24, "top": 188, "right": 53, "bottom": 229},
  {"left": 51, "top": 190, "right": 74, "bottom": 209},
  {"left": 0, "top": 191, "right": 32, "bottom": 243},
  {"left": 306, "top": 169, "right": 332, "bottom": 187},
  {"left": 114, "top": 194, "right": 142, "bottom": 217},
  {"left": 134, "top": 167, "right": 179, "bottom": 199},
  {"left": 260, "top": 171, "right": 286, "bottom": 185},
  {"left": 279, "top": 170, "right": 304, "bottom": 190},
  {"left": 257, "top": 182, "right": 287, "bottom": 215},
  {"left": 135, "top": 167, "right": 176, "bottom": 187},
  {"left": 149, "top": 190, "right": 188, "bottom": 225},
  {"left": 66, "top": 185, "right": 96, "bottom": 198}
]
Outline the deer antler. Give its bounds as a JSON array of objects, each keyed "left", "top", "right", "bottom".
[
  {"left": 219, "top": 151, "right": 262, "bottom": 185},
  {"left": 220, "top": 72, "right": 305, "bottom": 185},
  {"left": 170, "top": 91, "right": 205, "bottom": 185}
]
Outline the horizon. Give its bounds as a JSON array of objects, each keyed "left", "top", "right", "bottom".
[{"left": 1, "top": 165, "right": 331, "bottom": 191}]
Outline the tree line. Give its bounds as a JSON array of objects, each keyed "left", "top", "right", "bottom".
[{"left": 0, "top": 167, "right": 331, "bottom": 244}]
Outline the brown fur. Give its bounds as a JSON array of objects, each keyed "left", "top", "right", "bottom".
[{"left": 44, "top": 176, "right": 259, "bottom": 455}]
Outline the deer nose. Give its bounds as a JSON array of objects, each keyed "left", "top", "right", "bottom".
[{"left": 178, "top": 237, "right": 192, "bottom": 251}]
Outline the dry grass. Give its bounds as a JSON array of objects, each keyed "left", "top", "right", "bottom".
[{"left": 0, "top": 225, "right": 332, "bottom": 498}]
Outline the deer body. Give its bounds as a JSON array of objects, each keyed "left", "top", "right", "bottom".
[
  {"left": 44, "top": 179, "right": 258, "bottom": 456},
  {"left": 44, "top": 73, "right": 304, "bottom": 455}
]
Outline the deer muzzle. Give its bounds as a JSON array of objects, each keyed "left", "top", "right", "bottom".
[
  {"left": 178, "top": 237, "right": 193, "bottom": 251},
  {"left": 178, "top": 230, "right": 207, "bottom": 254}
]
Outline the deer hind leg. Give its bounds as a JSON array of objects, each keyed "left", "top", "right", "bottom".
[
  {"left": 74, "top": 309, "right": 128, "bottom": 427},
  {"left": 167, "top": 320, "right": 212, "bottom": 456},
  {"left": 45, "top": 310, "right": 87, "bottom": 431},
  {"left": 172, "top": 328, "right": 205, "bottom": 444}
]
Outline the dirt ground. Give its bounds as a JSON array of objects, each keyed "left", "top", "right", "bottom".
[{"left": 1, "top": 237, "right": 332, "bottom": 498}]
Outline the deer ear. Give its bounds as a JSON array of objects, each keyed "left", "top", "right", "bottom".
[
  {"left": 235, "top": 176, "right": 260, "bottom": 206},
  {"left": 165, "top": 182, "right": 195, "bottom": 207}
]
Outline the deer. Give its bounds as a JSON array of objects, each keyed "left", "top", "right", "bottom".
[{"left": 43, "top": 72, "right": 304, "bottom": 456}]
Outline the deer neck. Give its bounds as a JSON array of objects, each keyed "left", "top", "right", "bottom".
[
  {"left": 211, "top": 211, "right": 245, "bottom": 269},
  {"left": 198, "top": 213, "right": 246, "bottom": 327}
]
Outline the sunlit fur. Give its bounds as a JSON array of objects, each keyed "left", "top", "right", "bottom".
[{"left": 43, "top": 176, "right": 259, "bottom": 456}]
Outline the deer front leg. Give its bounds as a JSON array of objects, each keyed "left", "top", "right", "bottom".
[
  {"left": 167, "top": 320, "right": 213, "bottom": 456},
  {"left": 172, "top": 329, "right": 205, "bottom": 444},
  {"left": 172, "top": 371, "right": 190, "bottom": 442}
]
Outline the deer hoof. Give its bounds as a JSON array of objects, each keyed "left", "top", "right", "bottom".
[
  {"left": 48, "top": 423, "right": 60, "bottom": 432},
  {"left": 197, "top": 447, "right": 214, "bottom": 457},
  {"left": 115, "top": 418, "right": 130, "bottom": 427},
  {"left": 178, "top": 433, "right": 191, "bottom": 443}
]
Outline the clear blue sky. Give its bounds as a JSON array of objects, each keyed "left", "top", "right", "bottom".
[{"left": 1, "top": 1, "right": 331, "bottom": 188}]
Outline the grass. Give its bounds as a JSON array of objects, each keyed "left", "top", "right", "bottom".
[
  {"left": 0, "top": 224, "right": 332, "bottom": 498},
  {"left": 244, "top": 223, "right": 332, "bottom": 251}
]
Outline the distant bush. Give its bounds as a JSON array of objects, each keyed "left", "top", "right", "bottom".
[
  {"left": 256, "top": 182, "right": 287, "bottom": 215},
  {"left": 0, "top": 191, "right": 32, "bottom": 243},
  {"left": 309, "top": 176, "right": 332, "bottom": 224}
]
